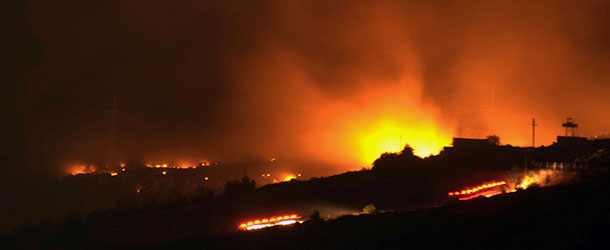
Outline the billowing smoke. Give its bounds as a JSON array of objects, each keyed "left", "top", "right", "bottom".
[{"left": 15, "top": 0, "right": 610, "bottom": 176}]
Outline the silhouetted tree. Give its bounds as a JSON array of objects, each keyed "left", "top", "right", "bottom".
[
  {"left": 310, "top": 210, "right": 322, "bottom": 222},
  {"left": 487, "top": 135, "right": 500, "bottom": 145},
  {"left": 372, "top": 144, "right": 423, "bottom": 172},
  {"left": 223, "top": 176, "right": 256, "bottom": 196}
]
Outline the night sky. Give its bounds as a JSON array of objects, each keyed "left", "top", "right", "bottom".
[{"left": 5, "top": 0, "right": 610, "bottom": 176}]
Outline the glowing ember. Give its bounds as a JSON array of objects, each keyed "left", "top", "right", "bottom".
[
  {"left": 283, "top": 175, "right": 296, "bottom": 182},
  {"left": 110, "top": 172, "right": 118, "bottom": 176},
  {"left": 162, "top": 171, "right": 167, "bottom": 175},
  {"left": 239, "top": 214, "right": 302, "bottom": 231}
]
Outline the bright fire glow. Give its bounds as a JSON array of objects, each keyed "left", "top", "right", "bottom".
[
  {"left": 110, "top": 172, "right": 118, "bottom": 176},
  {"left": 306, "top": 81, "right": 454, "bottom": 167},
  {"left": 67, "top": 164, "right": 96, "bottom": 175},
  {"left": 284, "top": 175, "right": 296, "bottom": 182},
  {"left": 357, "top": 119, "right": 451, "bottom": 162},
  {"left": 239, "top": 214, "right": 302, "bottom": 231}
]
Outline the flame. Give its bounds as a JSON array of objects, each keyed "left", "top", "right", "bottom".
[
  {"left": 110, "top": 172, "right": 118, "bottom": 176},
  {"left": 306, "top": 81, "right": 454, "bottom": 167},
  {"left": 357, "top": 119, "right": 452, "bottom": 162},
  {"left": 283, "top": 175, "right": 296, "bottom": 182},
  {"left": 515, "top": 170, "right": 564, "bottom": 190}
]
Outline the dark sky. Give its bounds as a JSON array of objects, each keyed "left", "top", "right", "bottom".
[{"left": 5, "top": 0, "right": 610, "bottom": 176}]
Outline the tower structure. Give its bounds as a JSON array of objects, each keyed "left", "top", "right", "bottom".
[
  {"left": 107, "top": 96, "right": 122, "bottom": 171},
  {"left": 532, "top": 118, "right": 538, "bottom": 148},
  {"left": 562, "top": 118, "right": 578, "bottom": 137}
]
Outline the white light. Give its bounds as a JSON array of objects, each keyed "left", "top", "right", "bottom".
[{"left": 277, "top": 220, "right": 297, "bottom": 225}]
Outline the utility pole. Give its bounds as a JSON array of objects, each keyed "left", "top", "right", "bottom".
[
  {"left": 107, "top": 96, "right": 122, "bottom": 172},
  {"left": 532, "top": 118, "right": 538, "bottom": 148}
]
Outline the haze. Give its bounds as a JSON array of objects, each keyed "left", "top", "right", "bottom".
[{"left": 6, "top": 0, "right": 610, "bottom": 177}]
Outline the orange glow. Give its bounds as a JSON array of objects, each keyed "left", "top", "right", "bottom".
[
  {"left": 283, "top": 175, "right": 296, "bottom": 182},
  {"left": 356, "top": 119, "right": 451, "bottom": 162},
  {"left": 204, "top": 176, "right": 209, "bottom": 181},
  {"left": 305, "top": 82, "right": 455, "bottom": 168},
  {"left": 67, "top": 164, "right": 96, "bottom": 175},
  {"left": 110, "top": 172, "right": 118, "bottom": 176},
  {"left": 162, "top": 171, "right": 167, "bottom": 175}
]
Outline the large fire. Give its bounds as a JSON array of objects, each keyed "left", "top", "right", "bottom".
[
  {"left": 355, "top": 119, "right": 452, "bottom": 162},
  {"left": 306, "top": 81, "right": 455, "bottom": 167}
]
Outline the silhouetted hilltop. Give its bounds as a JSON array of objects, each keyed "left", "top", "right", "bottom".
[{"left": 5, "top": 139, "right": 610, "bottom": 248}]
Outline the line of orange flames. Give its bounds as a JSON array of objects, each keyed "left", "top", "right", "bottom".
[
  {"left": 448, "top": 181, "right": 506, "bottom": 196},
  {"left": 239, "top": 214, "right": 299, "bottom": 229}
]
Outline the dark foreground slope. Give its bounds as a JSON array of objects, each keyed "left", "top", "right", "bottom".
[{"left": 143, "top": 174, "right": 610, "bottom": 250}]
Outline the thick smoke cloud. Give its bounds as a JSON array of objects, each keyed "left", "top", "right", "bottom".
[{"left": 15, "top": 0, "right": 610, "bottom": 175}]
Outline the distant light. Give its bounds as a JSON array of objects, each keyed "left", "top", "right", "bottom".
[
  {"left": 204, "top": 177, "right": 209, "bottom": 181},
  {"left": 162, "top": 171, "right": 167, "bottom": 175},
  {"left": 110, "top": 172, "right": 118, "bottom": 176},
  {"left": 120, "top": 163, "right": 126, "bottom": 168}
]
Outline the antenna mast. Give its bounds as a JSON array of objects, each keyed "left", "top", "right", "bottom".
[
  {"left": 532, "top": 118, "right": 538, "bottom": 148},
  {"left": 107, "top": 96, "right": 122, "bottom": 171}
]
